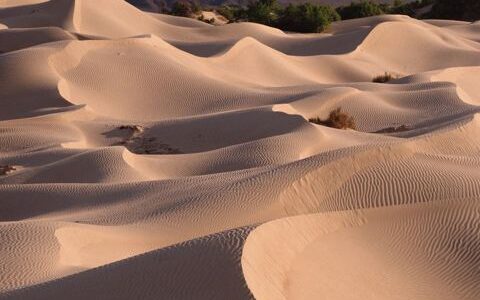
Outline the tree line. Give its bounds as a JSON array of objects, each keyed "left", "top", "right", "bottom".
[{"left": 163, "top": 0, "right": 479, "bottom": 33}]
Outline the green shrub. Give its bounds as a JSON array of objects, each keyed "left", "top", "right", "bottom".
[
  {"left": 336, "top": 1, "right": 384, "bottom": 20},
  {"left": 386, "top": 0, "right": 433, "bottom": 17},
  {"left": 166, "top": 0, "right": 339, "bottom": 33},
  {"left": 427, "top": 0, "right": 480, "bottom": 21},
  {"left": 171, "top": 0, "right": 200, "bottom": 17},
  {"left": 217, "top": 5, "right": 243, "bottom": 22},
  {"left": 277, "top": 3, "right": 340, "bottom": 33},
  {"left": 309, "top": 108, "right": 356, "bottom": 130},
  {"left": 246, "top": 0, "right": 279, "bottom": 26}
]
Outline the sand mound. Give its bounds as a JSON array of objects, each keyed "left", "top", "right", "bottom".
[
  {"left": 1, "top": 1, "right": 480, "bottom": 299},
  {"left": 243, "top": 200, "right": 480, "bottom": 300},
  {"left": 0, "top": 27, "right": 75, "bottom": 53}
]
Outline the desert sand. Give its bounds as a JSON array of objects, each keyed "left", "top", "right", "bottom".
[{"left": 0, "top": 0, "right": 480, "bottom": 299}]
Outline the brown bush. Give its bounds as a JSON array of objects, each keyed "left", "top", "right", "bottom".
[
  {"left": 309, "top": 108, "right": 356, "bottom": 130},
  {"left": 372, "top": 72, "right": 395, "bottom": 83},
  {"left": 116, "top": 125, "right": 181, "bottom": 154},
  {"left": 374, "top": 124, "right": 410, "bottom": 134},
  {"left": 0, "top": 165, "right": 16, "bottom": 176}
]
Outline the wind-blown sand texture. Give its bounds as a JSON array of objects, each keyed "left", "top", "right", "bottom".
[{"left": 1, "top": 1, "right": 480, "bottom": 299}]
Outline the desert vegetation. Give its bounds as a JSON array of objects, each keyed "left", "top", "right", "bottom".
[
  {"left": 0, "top": 165, "right": 16, "bottom": 176},
  {"left": 309, "top": 108, "right": 356, "bottom": 130},
  {"left": 226, "top": 0, "right": 341, "bottom": 32},
  {"left": 216, "top": 5, "right": 243, "bottom": 22},
  {"left": 115, "top": 125, "right": 182, "bottom": 154},
  {"left": 277, "top": 3, "right": 340, "bottom": 33},
  {"left": 389, "top": 0, "right": 434, "bottom": 17},
  {"left": 128, "top": 0, "right": 475, "bottom": 33},
  {"left": 170, "top": 0, "right": 201, "bottom": 17},
  {"left": 372, "top": 72, "right": 396, "bottom": 83},
  {"left": 336, "top": 1, "right": 385, "bottom": 20},
  {"left": 374, "top": 124, "right": 411, "bottom": 133},
  {"left": 211, "top": 0, "right": 435, "bottom": 30},
  {"left": 336, "top": 0, "right": 434, "bottom": 20},
  {"left": 119, "top": 124, "right": 145, "bottom": 133},
  {"left": 427, "top": 0, "right": 480, "bottom": 21},
  {"left": 198, "top": 14, "right": 215, "bottom": 23},
  {"left": 147, "top": 0, "right": 467, "bottom": 34}
]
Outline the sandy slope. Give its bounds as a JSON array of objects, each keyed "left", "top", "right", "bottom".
[{"left": 0, "top": 1, "right": 480, "bottom": 299}]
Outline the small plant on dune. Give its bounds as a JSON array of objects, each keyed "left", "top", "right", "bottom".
[
  {"left": 372, "top": 72, "right": 395, "bottom": 83},
  {"left": 309, "top": 108, "right": 356, "bottom": 130},
  {"left": 0, "top": 165, "right": 16, "bottom": 176},
  {"left": 201, "top": 17, "right": 215, "bottom": 24},
  {"left": 119, "top": 125, "right": 144, "bottom": 134},
  {"left": 114, "top": 125, "right": 182, "bottom": 155},
  {"left": 374, "top": 124, "right": 411, "bottom": 134}
]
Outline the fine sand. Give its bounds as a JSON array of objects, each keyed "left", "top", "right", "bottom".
[{"left": 1, "top": 1, "right": 480, "bottom": 299}]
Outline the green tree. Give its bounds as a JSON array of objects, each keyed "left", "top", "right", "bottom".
[
  {"left": 171, "top": 0, "right": 200, "bottom": 17},
  {"left": 428, "top": 0, "right": 480, "bottom": 21},
  {"left": 336, "top": 1, "right": 384, "bottom": 20},
  {"left": 217, "top": 5, "right": 244, "bottom": 22},
  {"left": 386, "top": 0, "right": 433, "bottom": 16},
  {"left": 245, "top": 0, "right": 279, "bottom": 25},
  {"left": 277, "top": 3, "right": 340, "bottom": 33}
]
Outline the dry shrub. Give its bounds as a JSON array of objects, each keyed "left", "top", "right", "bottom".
[
  {"left": 374, "top": 124, "right": 410, "bottom": 134},
  {"left": 0, "top": 165, "right": 16, "bottom": 176},
  {"left": 116, "top": 125, "right": 181, "bottom": 154},
  {"left": 119, "top": 125, "right": 144, "bottom": 134},
  {"left": 372, "top": 72, "right": 395, "bottom": 83},
  {"left": 309, "top": 108, "right": 356, "bottom": 130}
]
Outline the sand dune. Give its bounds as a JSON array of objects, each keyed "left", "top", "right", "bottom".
[
  {"left": 243, "top": 200, "right": 480, "bottom": 300},
  {"left": 1, "top": 0, "right": 480, "bottom": 299}
]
